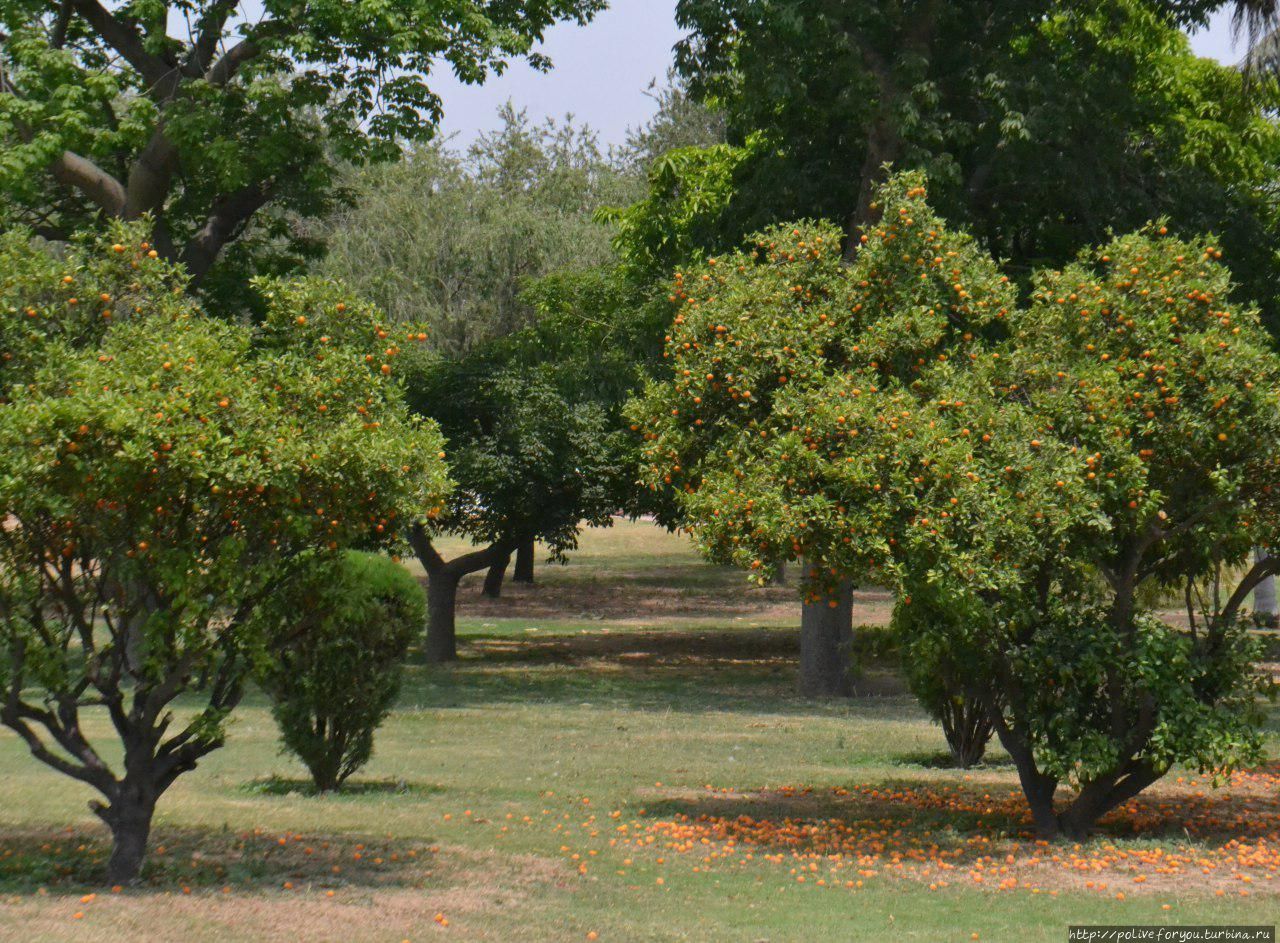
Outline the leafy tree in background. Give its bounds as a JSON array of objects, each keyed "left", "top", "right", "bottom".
[
  {"left": 322, "top": 105, "right": 646, "bottom": 620},
  {"left": 0, "top": 224, "right": 449, "bottom": 882},
  {"left": 619, "top": 70, "right": 727, "bottom": 174},
  {"left": 407, "top": 354, "right": 622, "bottom": 662},
  {"left": 667, "top": 0, "right": 1280, "bottom": 328},
  {"left": 320, "top": 106, "right": 640, "bottom": 357},
  {"left": 633, "top": 173, "right": 1280, "bottom": 834},
  {"left": 0, "top": 0, "right": 605, "bottom": 307}
]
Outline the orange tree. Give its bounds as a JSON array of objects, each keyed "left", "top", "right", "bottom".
[
  {"left": 889, "top": 225, "right": 1280, "bottom": 837},
  {"left": 0, "top": 225, "right": 449, "bottom": 883},
  {"left": 631, "top": 175, "right": 1280, "bottom": 834},
  {"left": 627, "top": 173, "right": 1015, "bottom": 695}
]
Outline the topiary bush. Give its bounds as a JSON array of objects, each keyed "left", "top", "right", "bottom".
[{"left": 258, "top": 552, "right": 426, "bottom": 793}]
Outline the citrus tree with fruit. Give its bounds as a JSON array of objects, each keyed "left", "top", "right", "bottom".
[
  {"left": 0, "top": 225, "right": 450, "bottom": 883},
  {"left": 632, "top": 174, "right": 1280, "bottom": 834},
  {"left": 893, "top": 222, "right": 1280, "bottom": 837},
  {"left": 627, "top": 173, "right": 1015, "bottom": 695}
]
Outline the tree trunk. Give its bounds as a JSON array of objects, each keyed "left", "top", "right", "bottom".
[
  {"left": 799, "top": 579, "right": 855, "bottom": 697},
  {"left": 482, "top": 552, "right": 511, "bottom": 598},
  {"left": 1254, "top": 548, "right": 1277, "bottom": 626},
  {"left": 513, "top": 538, "right": 535, "bottom": 583},
  {"left": 425, "top": 570, "right": 461, "bottom": 663},
  {"left": 102, "top": 788, "right": 157, "bottom": 885},
  {"left": 939, "top": 694, "right": 994, "bottom": 769},
  {"left": 990, "top": 709, "right": 1061, "bottom": 839},
  {"left": 1020, "top": 767, "right": 1061, "bottom": 840},
  {"left": 767, "top": 560, "right": 787, "bottom": 586},
  {"left": 1057, "top": 762, "right": 1162, "bottom": 840}
]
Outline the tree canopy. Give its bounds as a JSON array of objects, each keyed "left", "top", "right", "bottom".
[
  {"left": 0, "top": 0, "right": 605, "bottom": 304},
  {"left": 662, "top": 0, "right": 1280, "bottom": 330},
  {"left": 320, "top": 106, "right": 639, "bottom": 356}
]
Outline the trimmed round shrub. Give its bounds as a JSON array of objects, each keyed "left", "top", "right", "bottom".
[{"left": 259, "top": 552, "right": 425, "bottom": 792}]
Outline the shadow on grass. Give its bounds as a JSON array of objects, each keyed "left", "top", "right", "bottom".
[
  {"left": 0, "top": 822, "right": 442, "bottom": 895},
  {"left": 891, "top": 750, "right": 1016, "bottom": 770},
  {"left": 239, "top": 776, "right": 445, "bottom": 799},
  {"left": 397, "top": 626, "right": 916, "bottom": 717}
]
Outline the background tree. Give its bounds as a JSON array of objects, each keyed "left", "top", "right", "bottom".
[
  {"left": 258, "top": 551, "right": 425, "bottom": 793},
  {"left": 319, "top": 105, "right": 644, "bottom": 626},
  {"left": 667, "top": 0, "right": 1280, "bottom": 328},
  {"left": 0, "top": 0, "right": 604, "bottom": 306},
  {"left": 0, "top": 224, "right": 449, "bottom": 883},
  {"left": 406, "top": 354, "right": 622, "bottom": 662},
  {"left": 319, "top": 106, "right": 640, "bottom": 356},
  {"left": 619, "top": 70, "right": 727, "bottom": 174}
]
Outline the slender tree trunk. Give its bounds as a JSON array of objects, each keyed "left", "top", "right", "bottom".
[
  {"left": 940, "top": 694, "right": 993, "bottom": 769},
  {"left": 799, "top": 578, "right": 855, "bottom": 697},
  {"left": 101, "top": 786, "right": 158, "bottom": 885},
  {"left": 482, "top": 552, "right": 511, "bottom": 598},
  {"left": 425, "top": 570, "right": 461, "bottom": 663},
  {"left": 1254, "top": 548, "right": 1277, "bottom": 626},
  {"left": 513, "top": 538, "right": 535, "bottom": 583},
  {"left": 768, "top": 560, "right": 787, "bottom": 586}
]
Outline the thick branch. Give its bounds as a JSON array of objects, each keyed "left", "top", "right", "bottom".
[
  {"left": 186, "top": 0, "right": 240, "bottom": 74},
  {"left": 49, "top": 150, "right": 127, "bottom": 215},
  {"left": 1215, "top": 554, "right": 1280, "bottom": 635},
  {"left": 206, "top": 38, "right": 261, "bottom": 86},
  {"left": 69, "top": 0, "right": 173, "bottom": 89},
  {"left": 410, "top": 523, "right": 447, "bottom": 572},
  {"left": 179, "top": 180, "right": 275, "bottom": 282}
]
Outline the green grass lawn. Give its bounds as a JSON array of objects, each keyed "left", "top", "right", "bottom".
[{"left": 1, "top": 520, "right": 1277, "bottom": 941}]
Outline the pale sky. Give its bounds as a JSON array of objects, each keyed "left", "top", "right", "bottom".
[{"left": 432, "top": 3, "right": 1245, "bottom": 149}]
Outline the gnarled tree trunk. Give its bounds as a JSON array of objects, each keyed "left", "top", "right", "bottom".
[{"left": 97, "top": 783, "right": 158, "bottom": 885}]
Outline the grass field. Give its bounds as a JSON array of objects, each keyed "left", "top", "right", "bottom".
[{"left": 1, "top": 519, "right": 1277, "bottom": 942}]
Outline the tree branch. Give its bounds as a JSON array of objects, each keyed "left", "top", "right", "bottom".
[
  {"left": 205, "top": 37, "right": 261, "bottom": 86},
  {"left": 51, "top": 150, "right": 127, "bottom": 216},
  {"left": 178, "top": 179, "right": 275, "bottom": 283},
  {"left": 69, "top": 0, "right": 174, "bottom": 90}
]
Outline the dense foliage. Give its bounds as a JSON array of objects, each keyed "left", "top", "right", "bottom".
[
  {"left": 0, "top": 224, "right": 449, "bottom": 882},
  {"left": 662, "top": 0, "right": 1280, "bottom": 331},
  {"left": 319, "top": 107, "right": 640, "bottom": 356}
]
